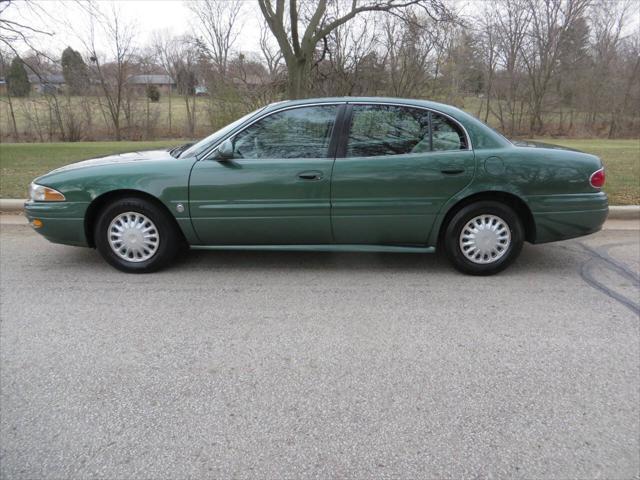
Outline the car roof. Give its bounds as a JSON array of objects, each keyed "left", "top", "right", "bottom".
[{"left": 263, "top": 96, "right": 463, "bottom": 117}]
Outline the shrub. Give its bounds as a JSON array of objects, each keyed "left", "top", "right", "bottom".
[
  {"left": 61, "top": 47, "right": 89, "bottom": 95},
  {"left": 146, "top": 85, "right": 160, "bottom": 102},
  {"left": 7, "top": 57, "right": 30, "bottom": 97}
]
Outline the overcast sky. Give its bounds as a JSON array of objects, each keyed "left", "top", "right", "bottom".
[
  {"left": 5, "top": 0, "right": 640, "bottom": 61},
  {"left": 5, "top": 0, "right": 265, "bottom": 57}
]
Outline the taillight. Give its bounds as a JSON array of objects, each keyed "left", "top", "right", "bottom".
[{"left": 590, "top": 168, "right": 605, "bottom": 188}]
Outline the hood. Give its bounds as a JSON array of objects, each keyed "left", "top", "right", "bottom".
[
  {"left": 48, "top": 149, "right": 174, "bottom": 174},
  {"left": 512, "top": 140, "right": 581, "bottom": 152}
]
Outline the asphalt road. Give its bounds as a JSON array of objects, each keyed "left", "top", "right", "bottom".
[{"left": 1, "top": 219, "right": 639, "bottom": 479}]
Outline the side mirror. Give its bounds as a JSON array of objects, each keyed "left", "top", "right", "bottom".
[{"left": 214, "top": 139, "right": 234, "bottom": 160}]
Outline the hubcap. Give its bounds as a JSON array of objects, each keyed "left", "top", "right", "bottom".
[
  {"left": 108, "top": 212, "right": 159, "bottom": 263},
  {"left": 459, "top": 214, "right": 511, "bottom": 264}
]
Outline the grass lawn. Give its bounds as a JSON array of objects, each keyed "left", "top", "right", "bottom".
[
  {"left": 0, "top": 140, "right": 183, "bottom": 199},
  {"left": 0, "top": 138, "right": 638, "bottom": 204}
]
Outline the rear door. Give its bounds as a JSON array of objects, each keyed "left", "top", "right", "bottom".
[
  {"left": 331, "top": 104, "right": 475, "bottom": 245},
  {"left": 189, "top": 104, "right": 341, "bottom": 245}
]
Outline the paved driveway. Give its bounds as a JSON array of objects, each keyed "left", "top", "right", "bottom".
[{"left": 1, "top": 220, "right": 638, "bottom": 479}]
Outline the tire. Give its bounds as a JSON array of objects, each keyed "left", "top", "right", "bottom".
[
  {"left": 94, "top": 197, "right": 180, "bottom": 273},
  {"left": 443, "top": 201, "right": 524, "bottom": 276}
]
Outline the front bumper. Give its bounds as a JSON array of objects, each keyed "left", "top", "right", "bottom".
[{"left": 24, "top": 200, "right": 90, "bottom": 247}]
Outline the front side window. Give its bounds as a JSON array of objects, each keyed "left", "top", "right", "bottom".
[
  {"left": 181, "top": 107, "right": 265, "bottom": 158},
  {"left": 345, "top": 105, "right": 467, "bottom": 157},
  {"left": 232, "top": 105, "right": 337, "bottom": 159}
]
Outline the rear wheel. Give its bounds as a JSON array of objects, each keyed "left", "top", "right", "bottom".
[
  {"left": 94, "top": 197, "right": 180, "bottom": 273},
  {"left": 443, "top": 201, "right": 524, "bottom": 275}
]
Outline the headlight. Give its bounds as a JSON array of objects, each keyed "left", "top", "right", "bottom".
[{"left": 28, "top": 183, "right": 66, "bottom": 202}]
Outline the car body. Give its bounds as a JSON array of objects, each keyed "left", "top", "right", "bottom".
[{"left": 24, "top": 97, "right": 608, "bottom": 274}]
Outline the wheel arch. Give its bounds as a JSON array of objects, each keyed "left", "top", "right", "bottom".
[
  {"left": 434, "top": 190, "right": 536, "bottom": 246},
  {"left": 84, "top": 189, "right": 186, "bottom": 248}
]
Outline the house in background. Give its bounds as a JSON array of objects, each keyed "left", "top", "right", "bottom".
[
  {"left": 27, "top": 74, "right": 65, "bottom": 94},
  {"left": 0, "top": 78, "right": 6, "bottom": 95},
  {"left": 126, "top": 74, "right": 175, "bottom": 95}
]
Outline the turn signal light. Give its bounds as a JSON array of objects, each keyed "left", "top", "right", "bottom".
[
  {"left": 43, "top": 188, "right": 66, "bottom": 201},
  {"left": 589, "top": 168, "right": 605, "bottom": 189},
  {"left": 31, "top": 219, "right": 43, "bottom": 229}
]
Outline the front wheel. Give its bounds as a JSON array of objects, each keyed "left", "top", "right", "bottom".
[
  {"left": 443, "top": 201, "right": 524, "bottom": 275},
  {"left": 94, "top": 197, "right": 180, "bottom": 273}
]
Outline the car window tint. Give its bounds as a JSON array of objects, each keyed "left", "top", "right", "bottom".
[
  {"left": 232, "top": 105, "right": 337, "bottom": 159},
  {"left": 431, "top": 113, "right": 467, "bottom": 151},
  {"left": 346, "top": 105, "right": 430, "bottom": 157}
]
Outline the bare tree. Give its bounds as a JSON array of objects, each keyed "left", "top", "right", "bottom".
[
  {"left": 154, "top": 33, "right": 199, "bottom": 136},
  {"left": 188, "top": 0, "right": 243, "bottom": 76},
  {"left": 257, "top": 0, "right": 448, "bottom": 99},
  {"left": 0, "top": 0, "right": 53, "bottom": 60},
  {"left": 476, "top": 8, "right": 499, "bottom": 122},
  {"left": 490, "top": 0, "right": 532, "bottom": 135},
  {"left": 603, "top": 15, "right": 639, "bottom": 138},
  {"left": 582, "top": 0, "right": 630, "bottom": 133},
  {"left": 521, "top": 0, "right": 590, "bottom": 133},
  {"left": 259, "top": 21, "right": 285, "bottom": 80},
  {"left": 0, "top": 0, "right": 57, "bottom": 140},
  {"left": 78, "top": 4, "right": 136, "bottom": 140},
  {"left": 2, "top": 0, "right": 639, "bottom": 142},
  {"left": 319, "top": 12, "right": 381, "bottom": 96},
  {"left": 379, "top": 12, "right": 452, "bottom": 98},
  {"left": 230, "top": 52, "right": 282, "bottom": 108},
  {"left": 0, "top": 49, "right": 19, "bottom": 138}
]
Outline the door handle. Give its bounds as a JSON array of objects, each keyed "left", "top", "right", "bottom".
[
  {"left": 297, "top": 171, "right": 323, "bottom": 180},
  {"left": 441, "top": 168, "right": 465, "bottom": 175}
]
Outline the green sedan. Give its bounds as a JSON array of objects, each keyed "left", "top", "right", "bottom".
[{"left": 24, "top": 97, "right": 608, "bottom": 275}]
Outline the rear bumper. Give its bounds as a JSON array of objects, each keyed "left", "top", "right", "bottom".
[
  {"left": 23, "top": 201, "right": 90, "bottom": 247},
  {"left": 529, "top": 192, "right": 608, "bottom": 244}
]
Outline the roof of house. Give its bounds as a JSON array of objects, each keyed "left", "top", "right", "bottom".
[
  {"left": 127, "top": 74, "right": 175, "bottom": 85},
  {"left": 27, "top": 74, "right": 65, "bottom": 84}
]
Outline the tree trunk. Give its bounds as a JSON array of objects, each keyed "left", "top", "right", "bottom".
[
  {"left": 607, "top": 111, "right": 616, "bottom": 139},
  {"left": 184, "top": 95, "right": 195, "bottom": 137},
  {"left": 113, "top": 114, "right": 121, "bottom": 141},
  {"left": 5, "top": 91, "right": 19, "bottom": 139},
  {"left": 145, "top": 94, "right": 150, "bottom": 139},
  {"left": 168, "top": 90, "right": 172, "bottom": 136},
  {"left": 286, "top": 57, "right": 312, "bottom": 99}
]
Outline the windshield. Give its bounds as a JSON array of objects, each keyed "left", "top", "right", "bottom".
[{"left": 180, "top": 107, "right": 266, "bottom": 158}]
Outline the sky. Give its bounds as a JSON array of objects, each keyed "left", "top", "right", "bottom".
[{"left": 5, "top": 0, "right": 265, "bottom": 57}]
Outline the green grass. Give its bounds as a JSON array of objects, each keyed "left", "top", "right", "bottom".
[
  {"left": 0, "top": 140, "right": 183, "bottom": 199},
  {"left": 0, "top": 138, "right": 638, "bottom": 204}
]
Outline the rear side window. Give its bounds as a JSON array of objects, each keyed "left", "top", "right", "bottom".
[
  {"left": 345, "top": 105, "right": 467, "bottom": 157},
  {"left": 431, "top": 113, "right": 468, "bottom": 151}
]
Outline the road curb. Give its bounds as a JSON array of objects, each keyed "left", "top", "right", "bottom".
[
  {"left": 1, "top": 199, "right": 639, "bottom": 219},
  {"left": 0, "top": 199, "right": 25, "bottom": 212},
  {"left": 606, "top": 206, "right": 640, "bottom": 220}
]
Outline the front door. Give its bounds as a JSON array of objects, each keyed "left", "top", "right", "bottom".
[
  {"left": 331, "top": 104, "right": 475, "bottom": 245},
  {"left": 189, "top": 104, "right": 340, "bottom": 245}
]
